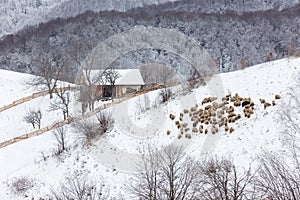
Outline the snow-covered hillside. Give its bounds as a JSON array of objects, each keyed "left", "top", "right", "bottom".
[
  {"left": 0, "top": 58, "right": 299, "bottom": 199},
  {"left": 0, "top": 0, "right": 178, "bottom": 39}
]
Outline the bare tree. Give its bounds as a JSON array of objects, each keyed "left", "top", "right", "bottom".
[
  {"left": 75, "top": 110, "right": 113, "bottom": 145},
  {"left": 52, "top": 174, "right": 109, "bottom": 200},
  {"left": 96, "top": 110, "right": 114, "bottom": 135},
  {"left": 28, "top": 51, "right": 64, "bottom": 99},
  {"left": 102, "top": 67, "right": 121, "bottom": 102},
  {"left": 24, "top": 109, "right": 42, "bottom": 129},
  {"left": 50, "top": 85, "right": 71, "bottom": 120},
  {"left": 53, "top": 126, "right": 67, "bottom": 155},
  {"left": 79, "top": 55, "right": 103, "bottom": 113},
  {"left": 140, "top": 64, "right": 153, "bottom": 84},
  {"left": 255, "top": 152, "right": 300, "bottom": 200},
  {"left": 197, "top": 157, "right": 256, "bottom": 200},
  {"left": 129, "top": 145, "right": 201, "bottom": 200}
]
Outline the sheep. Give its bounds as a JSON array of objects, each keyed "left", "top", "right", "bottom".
[
  {"left": 182, "top": 123, "right": 188, "bottom": 128},
  {"left": 234, "top": 100, "right": 241, "bottom": 107},
  {"left": 229, "top": 127, "right": 235, "bottom": 133},
  {"left": 264, "top": 102, "right": 271, "bottom": 109},
  {"left": 185, "top": 128, "right": 190, "bottom": 132},
  {"left": 169, "top": 114, "right": 175, "bottom": 120},
  {"left": 259, "top": 98, "right": 266, "bottom": 104},
  {"left": 201, "top": 97, "right": 211, "bottom": 105},
  {"left": 204, "top": 120, "right": 209, "bottom": 125},
  {"left": 212, "top": 102, "right": 219, "bottom": 109},
  {"left": 166, "top": 130, "right": 171, "bottom": 135},
  {"left": 272, "top": 100, "right": 276, "bottom": 106},
  {"left": 242, "top": 100, "right": 251, "bottom": 107},
  {"left": 199, "top": 124, "right": 204, "bottom": 129},
  {"left": 185, "top": 133, "right": 192, "bottom": 139},
  {"left": 228, "top": 112, "right": 237, "bottom": 118},
  {"left": 202, "top": 97, "right": 217, "bottom": 105},
  {"left": 205, "top": 105, "right": 212, "bottom": 110},
  {"left": 193, "top": 122, "right": 198, "bottom": 127},
  {"left": 218, "top": 102, "right": 225, "bottom": 108},
  {"left": 192, "top": 127, "right": 198, "bottom": 133},
  {"left": 190, "top": 107, "right": 197, "bottom": 112},
  {"left": 175, "top": 121, "right": 180, "bottom": 126},
  {"left": 179, "top": 117, "right": 183, "bottom": 121},
  {"left": 225, "top": 126, "right": 229, "bottom": 132},
  {"left": 217, "top": 113, "right": 223, "bottom": 119},
  {"left": 275, "top": 94, "right": 281, "bottom": 99},
  {"left": 228, "top": 117, "right": 235, "bottom": 123},
  {"left": 211, "top": 125, "right": 218, "bottom": 134},
  {"left": 180, "top": 112, "right": 184, "bottom": 117},
  {"left": 205, "top": 129, "right": 208, "bottom": 134},
  {"left": 178, "top": 134, "right": 182, "bottom": 139},
  {"left": 218, "top": 121, "right": 224, "bottom": 127},
  {"left": 199, "top": 129, "right": 203, "bottom": 133},
  {"left": 222, "top": 96, "right": 229, "bottom": 102},
  {"left": 183, "top": 109, "right": 189, "bottom": 114}
]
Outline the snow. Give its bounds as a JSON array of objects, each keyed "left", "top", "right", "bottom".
[
  {"left": 0, "top": 57, "right": 299, "bottom": 199},
  {"left": 82, "top": 69, "right": 145, "bottom": 85}
]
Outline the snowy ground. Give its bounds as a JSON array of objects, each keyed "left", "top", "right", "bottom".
[{"left": 0, "top": 58, "right": 299, "bottom": 199}]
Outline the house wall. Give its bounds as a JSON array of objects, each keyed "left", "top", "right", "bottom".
[{"left": 121, "top": 85, "right": 142, "bottom": 96}]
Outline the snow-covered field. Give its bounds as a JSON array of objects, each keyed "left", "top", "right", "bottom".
[{"left": 0, "top": 58, "right": 299, "bottom": 199}]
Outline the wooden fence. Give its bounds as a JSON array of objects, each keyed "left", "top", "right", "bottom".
[
  {"left": 0, "top": 83, "right": 177, "bottom": 149},
  {"left": 0, "top": 86, "right": 80, "bottom": 113}
]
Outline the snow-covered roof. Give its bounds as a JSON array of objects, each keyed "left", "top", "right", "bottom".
[{"left": 83, "top": 69, "right": 145, "bottom": 86}]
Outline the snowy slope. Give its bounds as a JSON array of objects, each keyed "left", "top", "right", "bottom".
[
  {"left": 0, "top": 0, "right": 179, "bottom": 39},
  {"left": 0, "top": 58, "right": 299, "bottom": 199}
]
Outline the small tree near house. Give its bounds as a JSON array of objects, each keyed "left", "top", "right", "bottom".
[
  {"left": 102, "top": 68, "right": 120, "bottom": 102},
  {"left": 24, "top": 109, "right": 42, "bottom": 129}
]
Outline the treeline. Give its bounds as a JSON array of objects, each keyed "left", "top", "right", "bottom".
[{"left": 0, "top": 3, "right": 300, "bottom": 81}]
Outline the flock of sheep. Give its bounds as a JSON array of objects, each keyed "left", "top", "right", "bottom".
[{"left": 167, "top": 93, "right": 281, "bottom": 139}]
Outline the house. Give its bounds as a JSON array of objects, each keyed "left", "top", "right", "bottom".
[{"left": 80, "top": 69, "right": 145, "bottom": 99}]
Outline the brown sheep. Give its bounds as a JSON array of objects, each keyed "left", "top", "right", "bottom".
[
  {"left": 199, "top": 125, "right": 204, "bottom": 129},
  {"left": 182, "top": 123, "right": 188, "bottom": 128},
  {"left": 180, "top": 112, "right": 184, "bottom": 117},
  {"left": 166, "top": 130, "right": 171, "bottom": 135},
  {"left": 218, "top": 121, "right": 224, "bottom": 127},
  {"left": 175, "top": 121, "right": 180, "bottom": 125},
  {"left": 190, "top": 107, "right": 197, "bottom": 112},
  {"left": 205, "top": 105, "right": 212, "bottom": 110},
  {"left": 183, "top": 109, "right": 189, "bottom": 114},
  {"left": 229, "top": 127, "right": 235, "bottom": 133},
  {"left": 205, "top": 129, "right": 208, "bottom": 134},
  {"left": 178, "top": 134, "right": 182, "bottom": 139},
  {"left": 225, "top": 126, "right": 229, "bottom": 132},
  {"left": 169, "top": 114, "right": 175, "bottom": 120},
  {"left": 264, "top": 102, "right": 271, "bottom": 109},
  {"left": 185, "top": 128, "right": 190, "bottom": 132},
  {"left": 259, "top": 98, "right": 266, "bottom": 104},
  {"left": 185, "top": 133, "right": 192, "bottom": 139},
  {"left": 222, "top": 97, "right": 229, "bottom": 102},
  {"left": 192, "top": 127, "right": 198, "bottom": 133},
  {"left": 228, "top": 113, "right": 236, "bottom": 118},
  {"left": 272, "top": 100, "right": 276, "bottom": 106},
  {"left": 199, "top": 129, "right": 203, "bottom": 133},
  {"left": 275, "top": 94, "right": 281, "bottom": 99},
  {"left": 234, "top": 100, "right": 241, "bottom": 107}
]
